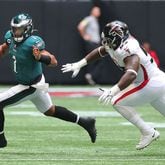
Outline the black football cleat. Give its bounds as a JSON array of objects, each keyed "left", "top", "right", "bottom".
[
  {"left": 0, "top": 133, "right": 7, "bottom": 148},
  {"left": 78, "top": 117, "right": 97, "bottom": 143}
]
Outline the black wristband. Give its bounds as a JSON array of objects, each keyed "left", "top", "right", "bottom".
[{"left": 39, "top": 55, "right": 51, "bottom": 65}]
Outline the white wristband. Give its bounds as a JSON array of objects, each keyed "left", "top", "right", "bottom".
[
  {"left": 98, "top": 47, "right": 104, "bottom": 57},
  {"left": 77, "top": 58, "right": 87, "bottom": 68},
  {"left": 111, "top": 84, "right": 120, "bottom": 96},
  {"left": 126, "top": 69, "right": 137, "bottom": 76}
]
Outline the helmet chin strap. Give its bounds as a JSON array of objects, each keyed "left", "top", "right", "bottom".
[{"left": 122, "top": 33, "right": 129, "bottom": 42}]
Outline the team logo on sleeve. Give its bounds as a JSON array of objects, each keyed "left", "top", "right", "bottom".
[
  {"left": 7, "top": 39, "right": 11, "bottom": 44},
  {"left": 35, "top": 41, "right": 44, "bottom": 48}
]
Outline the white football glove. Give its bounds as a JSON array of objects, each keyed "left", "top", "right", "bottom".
[
  {"left": 98, "top": 85, "right": 120, "bottom": 105},
  {"left": 61, "top": 59, "right": 87, "bottom": 78},
  {"left": 61, "top": 63, "right": 80, "bottom": 78}
]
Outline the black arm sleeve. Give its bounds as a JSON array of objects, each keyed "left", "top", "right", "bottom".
[{"left": 38, "top": 55, "right": 51, "bottom": 65}]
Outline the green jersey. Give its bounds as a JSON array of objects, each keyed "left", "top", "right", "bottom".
[{"left": 5, "top": 31, "right": 45, "bottom": 85}]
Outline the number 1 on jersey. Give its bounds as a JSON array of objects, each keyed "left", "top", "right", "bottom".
[{"left": 12, "top": 55, "right": 18, "bottom": 73}]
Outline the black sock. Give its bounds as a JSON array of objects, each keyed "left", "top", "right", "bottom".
[
  {"left": 53, "top": 106, "right": 78, "bottom": 123},
  {"left": 0, "top": 110, "right": 4, "bottom": 133}
]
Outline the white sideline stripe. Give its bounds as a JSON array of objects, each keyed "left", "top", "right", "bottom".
[
  {"left": 49, "top": 87, "right": 101, "bottom": 92},
  {"left": 5, "top": 111, "right": 165, "bottom": 128},
  {"left": 121, "top": 122, "right": 165, "bottom": 128},
  {"left": 5, "top": 104, "right": 120, "bottom": 117},
  {"left": 5, "top": 111, "right": 121, "bottom": 117},
  {"left": 0, "top": 158, "right": 165, "bottom": 161},
  {"left": 0, "top": 87, "right": 103, "bottom": 92},
  {"left": 7, "top": 104, "right": 35, "bottom": 108}
]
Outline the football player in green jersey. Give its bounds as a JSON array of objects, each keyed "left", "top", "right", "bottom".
[{"left": 0, "top": 13, "right": 96, "bottom": 148}]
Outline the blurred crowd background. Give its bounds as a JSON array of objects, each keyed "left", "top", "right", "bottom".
[{"left": 0, "top": 0, "right": 164, "bottom": 85}]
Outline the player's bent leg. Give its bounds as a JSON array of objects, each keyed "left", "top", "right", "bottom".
[
  {"left": 136, "top": 128, "right": 160, "bottom": 150},
  {"left": 113, "top": 104, "right": 158, "bottom": 149},
  {"left": 136, "top": 97, "right": 165, "bottom": 150},
  {"left": 0, "top": 85, "right": 36, "bottom": 148},
  {"left": 77, "top": 116, "right": 96, "bottom": 143},
  {"left": 0, "top": 110, "right": 7, "bottom": 148},
  {"left": 0, "top": 132, "right": 7, "bottom": 148},
  {"left": 113, "top": 105, "right": 154, "bottom": 135},
  {"left": 151, "top": 96, "right": 165, "bottom": 117},
  {"left": 0, "top": 85, "right": 38, "bottom": 148},
  {"left": 44, "top": 105, "right": 97, "bottom": 143}
]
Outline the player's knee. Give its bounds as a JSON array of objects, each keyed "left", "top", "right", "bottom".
[
  {"left": 113, "top": 104, "right": 121, "bottom": 109},
  {"left": 111, "top": 97, "right": 123, "bottom": 107},
  {"left": 111, "top": 97, "right": 116, "bottom": 106},
  {"left": 44, "top": 105, "right": 55, "bottom": 116},
  {"left": 112, "top": 102, "right": 124, "bottom": 112}
]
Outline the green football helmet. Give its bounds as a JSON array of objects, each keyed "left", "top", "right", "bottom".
[{"left": 11, "top": 13, "right": 33, "bottom": 42}]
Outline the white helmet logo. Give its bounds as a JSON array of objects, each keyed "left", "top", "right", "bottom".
[{"left": 18, "top": 14, "right": 27, "bottom": 20}]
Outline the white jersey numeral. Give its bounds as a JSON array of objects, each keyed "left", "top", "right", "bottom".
[{"left": 12, "top": 55, "right": 18, "bottom": 73}]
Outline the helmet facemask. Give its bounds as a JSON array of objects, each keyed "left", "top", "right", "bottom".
[
  {"left": 101, "top": 32, "right": 122, "bottom": 49},
  {"left": 102, "top": 21, "right": 129, "bottom": 50}
]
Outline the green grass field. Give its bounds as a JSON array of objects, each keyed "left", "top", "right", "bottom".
[{"left": 0, "top": 87, "right": 165, "bottom": 165}]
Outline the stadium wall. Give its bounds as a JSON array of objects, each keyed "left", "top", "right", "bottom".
[{"left": 0, "top": 0, "right": 165, "bottom": 85}]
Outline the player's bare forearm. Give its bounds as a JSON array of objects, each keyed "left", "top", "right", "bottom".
[
  {"left": 0, "top": 43, "right": 8, "bottom": 57},
  {"left": 41, "top": 50, "right": 58, "bottom": 67},
  {"left": 33, "top": 47, "right": 57, "bottom": 66},
  {"left": 85, "top": 46, "right": 107, "bottom": 63},
  {"left": 117, "top": 71, "right": 137, "bottom": 90},
  {"left": 48, "top": 54, "right": 58, "bottom": 67},
  {"left": 117, "top": 55, "right": 140, "bottom": 90}
]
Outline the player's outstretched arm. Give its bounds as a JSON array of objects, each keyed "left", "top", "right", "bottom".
[
  {"left": 61, "top": 58, "right": 87, "bottom": 78},
  {"left": 33, "top": 46, "right": 57, "bottom": 67},
  {"left": 0, "top": 43, "right": 8, "bottom": 57},
  {"left": 61, "top": 46, "right": 107, "bottom": 78}
]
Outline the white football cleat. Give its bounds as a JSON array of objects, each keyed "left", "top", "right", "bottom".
[{"left": 136, "top": 129, "right": 160, "bottom": 150}]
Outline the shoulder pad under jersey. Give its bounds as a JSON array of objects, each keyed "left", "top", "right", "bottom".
[
  {"left": 119, "top": 37, "right": 140, "bottom": 60},
  {"left": 26, "top": 35, "right": 45, "bottom": 50},
  {"left": 4, "top": 30, "right": 12, "bottom": 45}
]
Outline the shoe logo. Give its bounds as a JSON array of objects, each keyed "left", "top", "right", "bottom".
[{"left": 152, "top": 132, "right": 155, "bottom": 138}]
